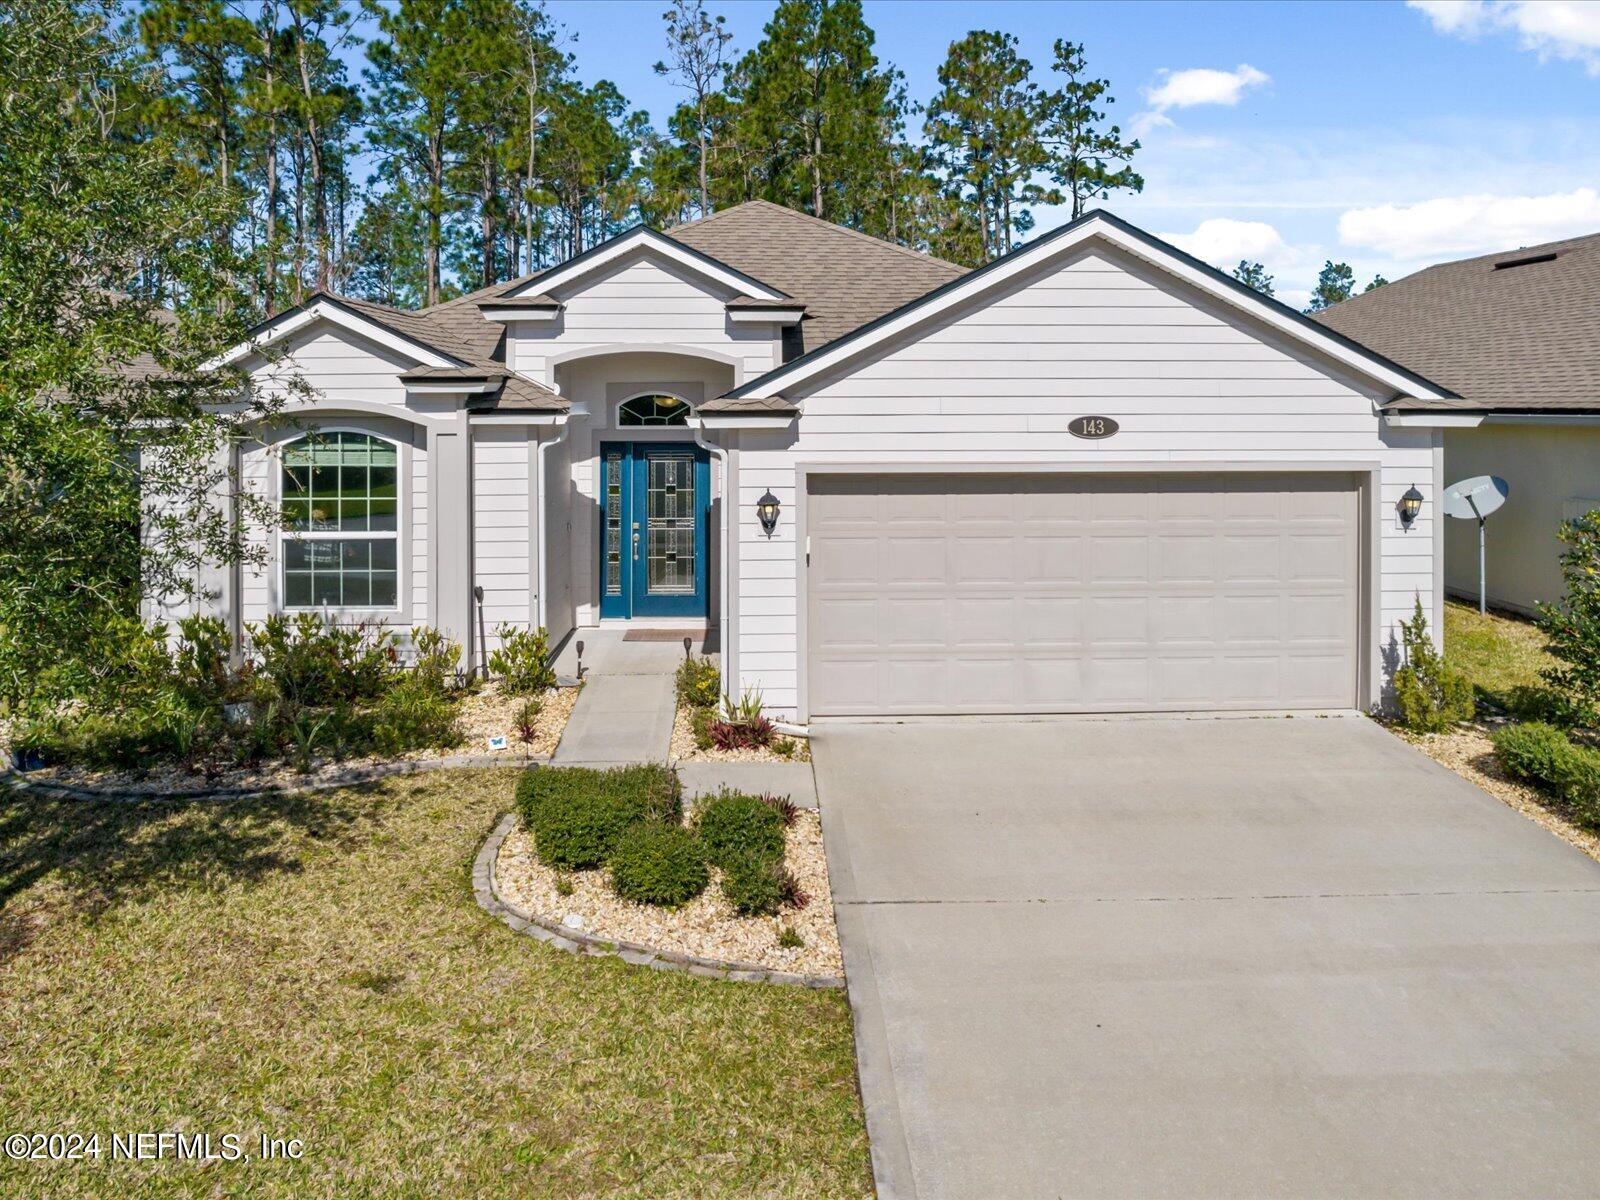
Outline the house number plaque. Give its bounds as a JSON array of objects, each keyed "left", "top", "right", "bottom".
[{"left": 1068, "top": 415, "right": 1119, "bottom": 439}]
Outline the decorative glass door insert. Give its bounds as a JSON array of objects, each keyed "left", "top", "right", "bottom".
[{"left": 598, "top": 442, "right": 709, "bottom": 619}]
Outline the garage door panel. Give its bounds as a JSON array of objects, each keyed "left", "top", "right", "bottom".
[{"left": 807, "top": 473, "right": 1359, "bottom": 716}]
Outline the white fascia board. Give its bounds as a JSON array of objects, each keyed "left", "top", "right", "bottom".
[
  {"left": 203, "top": 299, "right": 459, "bottom": 371},
  {"left": 1483, "top": 412, "right": 1600, "bottom": 426},
  {"left": 481, "top": 307, "right": 561, "bottom": 323},
  {"left": 727, "top": 307, "right": 804, "bottom": 325},
  {"left": 503, "top": 226, "right": 786, "bottom": 302},
  {"left": 403, "top": 380, "right": 499, "bottom": 396},
  {"left": 732, "top": 214, "right": 1455, "bottom": 404},
  {"left": 1383, "top": 412, "right": 1486, "bottom": 428},
  {"left": 693, "top": 413, "right": 796, "bottom": 431},
  {"left": 468, "top": 412, "right": 567, "bottom": 427}
]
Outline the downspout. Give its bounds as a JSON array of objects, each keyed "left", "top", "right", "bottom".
[
  {"left": 691, "top": 417, "right": 731, "bottom": 671},
  {"left": 534, "top": 413, "right": 571, "bottom": 632}
]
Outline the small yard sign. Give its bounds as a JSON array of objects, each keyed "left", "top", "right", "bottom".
[{"left": 486, "top": 735, "right": 509, "bottom": 752}]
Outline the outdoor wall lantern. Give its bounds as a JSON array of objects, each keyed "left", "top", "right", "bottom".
[
  {"left": 756, "top": 489, "right": 781, "bottom": 538},
  {"left": 1398, "top": 484, "right": 1424, "bottom": 529}
]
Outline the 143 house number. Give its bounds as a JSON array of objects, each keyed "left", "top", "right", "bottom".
[{"left": 1068, "top": 415, "right": 1119, "bottom": 439}]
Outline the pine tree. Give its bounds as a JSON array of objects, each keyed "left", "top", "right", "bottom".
[
  {"left": 1232, "top": 260, "right": 1274, "bottom": 296},
  {"left": 1306, "top": 260, "right": 1356, "bottom": 312},
  {"left": 1037, "top": 40, "right": 1141, "bottom": 219},
  {"left": 655, "top": 0, "right": 733, "bottom": 219},
  {"left": 924, "top": 30, "right": 1045, "bottom": 263}
]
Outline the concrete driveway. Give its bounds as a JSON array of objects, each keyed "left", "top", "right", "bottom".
[{"left": 812, "top": 715, "right": 1600, "bottom": 1199}]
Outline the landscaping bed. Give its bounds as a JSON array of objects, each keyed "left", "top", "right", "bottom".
[
  {"left": 670, "top": 654, "right": 809, "bottom": 763},
  {"left": 504, "top": 763, "right": 839, "bottom": 979},
  {"left": 4, "top": 614, "right": 578, "bottom": 797}
]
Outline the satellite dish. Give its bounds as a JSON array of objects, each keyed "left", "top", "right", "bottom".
[
  {"left": 1442, "top": 475, "right": 1509, "bottom": 521},
  {"left": 1442, "top": 475, "right": 1510, "bottom": 614}
]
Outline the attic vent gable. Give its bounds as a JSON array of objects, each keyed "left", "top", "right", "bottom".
[{"left": 1493, "top": 251, "right": 1558, "bottom": 270}]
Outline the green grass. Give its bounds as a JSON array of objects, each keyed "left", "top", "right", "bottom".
[
  {"left": 1444, "top": 598, "right": 1555, "bottom": 708},
  {"left": 0, "top": 770, "right": 869, "bottom": 1198}
]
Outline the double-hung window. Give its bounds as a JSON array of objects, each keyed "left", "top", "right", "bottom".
[{"left": 280, "top": 431, "right": 399, "bottom": 609}]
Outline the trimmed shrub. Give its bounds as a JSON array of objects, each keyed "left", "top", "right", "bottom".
[
  {"left": 1392, "top": 597, "right": 1474, "bottom": 732},
  {"left": 1506, "top": 684, "right": 1592, "bottom": 728},
  {"left": 1493, "top": 722, "right": 1600, "bottom": 825},
  {"left": 690, "top": 706, "right": 715, "bottom": 751},
  {"left": 514, "top": 768, "right": 540, "bottom": 827},
  {"left": 489, "top": 625, "right": 556, "bottom": 696},
  {"left": 676, "top": 655, "right": 721, "bottom": 709},
  {"left": 528, "top": 764, "right": 683, "bottom": 869},
  {"left": 720, "top": 850, "right": 786, "bottom": 916},
  {"left": 719, "top": 851, "right": 804, "bottom": 916},
  {"left": 695, "top": 791, "right": 785, "bottom": 869},
  {"left": 609, "top": 824, "right": 709, "bottom": 907}
]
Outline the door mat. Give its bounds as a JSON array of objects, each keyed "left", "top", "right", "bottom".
[{"left": 622, "top": 629, "right": 706, "bottom": 642}]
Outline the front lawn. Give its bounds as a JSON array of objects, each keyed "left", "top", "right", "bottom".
[
  {"left": 0, "top": 770, "right": 869, "bottom": 1198},
  {"left": 1443, "top": 598, "right": 1553, "bottom": 709}
]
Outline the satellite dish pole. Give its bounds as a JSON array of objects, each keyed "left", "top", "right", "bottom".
[{"left": 1442, "top": 476, "right": 1510, "bottom": 615}]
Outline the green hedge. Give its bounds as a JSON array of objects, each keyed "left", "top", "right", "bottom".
[
  {"left": 609, "top": 824, "right": 709, "bottom": 907},
  {"left": 1493, "top": 722, "right": 1600, "bottom": 825},
  {"left": 523, "top": 764, "right": 683, "bottom": 870},
  {"left": 694, "top": 791, "right": 785, "bottom": 870},
  {"left": 720, "top": 850, "right": 787, "bottom": 916}
]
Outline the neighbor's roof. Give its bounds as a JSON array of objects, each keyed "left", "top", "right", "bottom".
[{"left": 1313, "top": 231, "right": 1600, "bottom": 412}]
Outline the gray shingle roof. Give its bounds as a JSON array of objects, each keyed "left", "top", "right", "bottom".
[{"left": 1312, "top": 231, "right": 1600, "bottom": 411}]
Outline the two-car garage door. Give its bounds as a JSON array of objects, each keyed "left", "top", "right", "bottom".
[{"left": 805, "top": 473, "right": 1361, "bottom": 716}]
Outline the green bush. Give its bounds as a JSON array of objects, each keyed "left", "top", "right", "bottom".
[
  {"left": 489, "top": 625, "right": 556, "bottom": 696},
  {"left": 247, "top": 612, "right": 398, "bottom": 707},
  {"left": 720, "top": 850, "right": 787, "bottom": 916},
  {"left": 368, "top": 681, "right": 462, "bottom": 756},
  {"left": 1493, "top": 722, "right": 1600, "bottom": 825},
  {"left": 675, "top": 655, "right": 720, "bottom": 709},
  {"left": 1392, "top": 597, "right": 1474, "bottom": 732},
  {"left": 514, "top": 769, "right": 540, "bottom": 827},
  {"left": 690, "top": 706, "right": 715, "bottom": 751},
  {"left": 609, "top": 824, "right": 709, "bottom": 907},
  {"left": 1505, "top": 684, "right": 1592, "bottom": 728},
  {"left": 695, "top": 791, "right": 785, "bottom": 870},
  {"left": 1537, "top": 510, "right": 1600, "bottom": 721},
  {"left": 407, "top": 625, "right": 462, "bottom": 697},
  {"left": 528, "top": 764, "right": 682, "bottom": 870}
]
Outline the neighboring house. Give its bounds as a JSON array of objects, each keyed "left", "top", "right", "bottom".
[
  {"left": 1316, "top": 232, "right": 1600, "bottom": 616},
  {"left": 150, "top": 200, "right": 1462, "bottom": 720}
]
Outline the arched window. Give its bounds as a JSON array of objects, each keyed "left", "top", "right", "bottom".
[
  {"left": 618, "top": 393, "right": 690, "bottom": 426},
  {"left": 280, "top": 431, "right": 400, "bottom": 609}
]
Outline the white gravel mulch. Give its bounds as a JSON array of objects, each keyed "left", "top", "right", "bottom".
[
  {"left": 11, "top": 682, "right": 580, "bottom": 797},
  {"left": 495, "top": 809, "right": 841, "bottom": 978},
  {"left": 1396, "top": 722, "right": 1600, "bottom": 864},
  {"left": 669, "top": 704, "right": 811, "bottom": 764}
]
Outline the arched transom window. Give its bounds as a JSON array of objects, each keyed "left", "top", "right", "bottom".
[
  {"left": 618, "top": 393, "right": 690, "bottom": 426},
  {"left": 280, "top": 431, "right": 399, "bottom": 609}
]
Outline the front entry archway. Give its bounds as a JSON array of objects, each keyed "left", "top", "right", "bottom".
[{"left": 599, "top": 441, "right": 710, "bottom": 619}]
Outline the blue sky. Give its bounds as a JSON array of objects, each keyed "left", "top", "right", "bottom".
[{"left": 369, "top": 0, "right": 1600, "bottom": 307}]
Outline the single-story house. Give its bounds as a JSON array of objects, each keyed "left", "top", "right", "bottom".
[
  {"left": 1315, "top": 231, "right": 1600, "bottom": 616},
  {"left": 149, "top": 200, "right": 1464, "bottom": 721}
]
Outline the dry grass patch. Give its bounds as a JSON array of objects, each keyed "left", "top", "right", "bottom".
[{"left": 0, "top": 769, "right": 868, "bottom": 1198}]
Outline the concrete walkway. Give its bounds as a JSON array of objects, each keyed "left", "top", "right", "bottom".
[
  {"left": 814, "top": 715, "right": 1600, "bottom": 1200},
  {"left": 550, "top": 629, "right": 695, "bottom": 765}
]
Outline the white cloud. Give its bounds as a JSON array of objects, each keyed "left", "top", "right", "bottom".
[
  {"left": 1409, "top": 1, "right": 1600, "bottom": 73},
  {"left": 1160, "top": 218, "right": 1291, "bottom": 264},
  {"left": 1145, "top": 65, "right": 1270, "bottom": 112},
  {"left": 1338, "top": 187, "right": 1600, "bottom": 257}
]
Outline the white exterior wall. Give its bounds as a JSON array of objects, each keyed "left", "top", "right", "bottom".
[
  {"left": 472, "top": 425, "right": 535, "bottom": 651},
  {"left": 236, "top": 324, "right": 434, "bottom": 638},
  {"left": 1443, "top": 423, "right": 1600, "bottom": 616},
  {"left": 510, "top": 254, "right": 780, "bottom": 387},
  {"left": 540, "top": 428, "right": 576, "bottom": 645},
  {"left": 730, "top": 246, "right": 1440, "bottom": 718}
]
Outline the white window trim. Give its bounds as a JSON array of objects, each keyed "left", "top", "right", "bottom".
[
  {"left": 614, "top": 389, "right": 696, "bottom": 429},
  {"left": 277, "top": 428, "right": 406, "bottom": 617}
]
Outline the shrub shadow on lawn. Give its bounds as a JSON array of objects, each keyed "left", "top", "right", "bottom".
[{"left": 0, "top": 782, "right": 388, "bottom": 961}]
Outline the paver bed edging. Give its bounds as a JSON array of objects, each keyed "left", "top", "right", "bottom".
[
  {"left": 3, "top": 752, "right": 548, "bottom": 804},
  {"left": 473, "top": 811, "right": 846, "bottom": 990}
]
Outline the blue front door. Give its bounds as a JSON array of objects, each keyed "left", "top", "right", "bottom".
[{"left": 599, "top": 442, "right": 710, "bottom": 620}]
